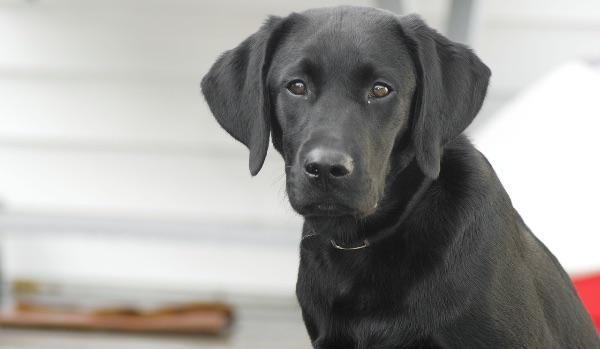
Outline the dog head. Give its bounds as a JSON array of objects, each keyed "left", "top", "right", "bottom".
[{"left": 202, "top": 6, "right": 490, "bottom": 218}]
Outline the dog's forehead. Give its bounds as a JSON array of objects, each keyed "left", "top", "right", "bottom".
[
  {"left": 274, "top": 7, "right": 411, "bottom": 77},
  {"left": 301, "top": 8, "right": 398, "bottom": 55},
  {"left": 299, "top": 6, "right": 396, "bottom": 31}
]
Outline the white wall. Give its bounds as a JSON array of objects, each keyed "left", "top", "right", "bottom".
[
  {"left": 472, "top": 61, "right": 600, "bottom": 275},
  {"left": 1, "top": 0, "right": 599, "bottom": 296}
]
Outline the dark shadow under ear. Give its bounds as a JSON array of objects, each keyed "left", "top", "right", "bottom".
[
  {"left": 398, "top": 15, "right": 491, "bottom": 179},
  {"left": 201, "top": 16, "right": 288, "bottom": 176}
]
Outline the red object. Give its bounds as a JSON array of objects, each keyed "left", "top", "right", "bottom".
[{"left": 572, "top": 273, "right": 600, "bottom": 331}]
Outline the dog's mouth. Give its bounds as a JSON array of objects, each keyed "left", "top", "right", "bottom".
[{"left": 302, "top": 202, "right": 355, "bottom": 217}]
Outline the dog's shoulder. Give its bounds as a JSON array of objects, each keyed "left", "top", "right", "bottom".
[{"left": 433, "top": 135, "right": 505, "bottom": 205}]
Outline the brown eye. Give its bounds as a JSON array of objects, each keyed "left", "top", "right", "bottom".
[
  {"left": 369, "top": 83, "right": 391, "bottom": 98},
  {"left": 288, "top": 80, "right": 307, "bottom": 95}
]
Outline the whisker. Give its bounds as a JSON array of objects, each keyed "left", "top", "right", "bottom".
[{"left": 270, "top": 172, "right": 286, "bottom": 187}]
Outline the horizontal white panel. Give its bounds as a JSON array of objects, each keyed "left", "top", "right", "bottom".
[
  {"left": 0, "top": 2, "right": 263, "bottom": 75},
  {"left": 0, "top": 76, "right": 234, "bottom": 148},
  {"left": 485, "top": 0, "right": 600, "bottom": 22},
  {"left": 479, "top": 28, "right": 600, "bottom": 92},
  {"left": 2, "top": 231, "right": 300, "bottom": 296},
  {"left": 0, "top": 145, "right": 300, "bottom": 228}
]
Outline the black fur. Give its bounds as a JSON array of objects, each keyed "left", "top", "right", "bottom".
[{"left": 202, "top": 6, "right": 600, "bottom": 348}]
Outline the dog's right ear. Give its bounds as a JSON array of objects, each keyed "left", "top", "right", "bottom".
[
  {"left": 201, "top": 16, "right": 287, "bottom": 176},
  {"left": 398, "top": 15, "right": 491, "bottom": 179}
]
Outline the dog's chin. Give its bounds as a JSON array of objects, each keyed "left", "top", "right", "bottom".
[
  {"left": 302, "top": 203, "right": 354, "bottom": 218},
  {"left": 287, "top": 184, "right": 382, "bottom": 218},
  {"left": 293, "top": 201, "right": 378, "bottom": 218}
]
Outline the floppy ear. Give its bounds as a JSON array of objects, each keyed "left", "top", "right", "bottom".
[
  {"left": 201, "top": 16, "right": 286, "bottom": 176},
  {"left": 398, "top": 15, "right": 491, "bottom": 179}
]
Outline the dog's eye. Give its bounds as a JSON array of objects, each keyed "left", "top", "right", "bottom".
[
  {"left": 287, "top": 80, "right": 307, "bottom": 95},
  {"left": 369, "top": 83, "right": 391, "bottom": 98}
]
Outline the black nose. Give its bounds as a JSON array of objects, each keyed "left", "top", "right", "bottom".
[{"left": 303, "top": 148, "right": 354, "bottom": 180}]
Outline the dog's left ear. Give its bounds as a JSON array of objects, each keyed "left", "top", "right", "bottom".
[
  {"left": 201, "top": 16, "right": 287, "bottom": 176},
  {"left": 398, "top": 15, "right": 491, "bottom": 179}
]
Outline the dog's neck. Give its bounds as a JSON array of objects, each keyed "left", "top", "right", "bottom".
[{"left": 302, "top": 156, "right": 432, "bottom": 251}]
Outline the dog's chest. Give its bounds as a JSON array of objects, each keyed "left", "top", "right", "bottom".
[{"left": 297, "top": 249, "right": 435, "bottom": 347}]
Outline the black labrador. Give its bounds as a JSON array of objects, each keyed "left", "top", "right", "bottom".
[{"left": 201, "top": 6, "right": 599, "bottom": 348}]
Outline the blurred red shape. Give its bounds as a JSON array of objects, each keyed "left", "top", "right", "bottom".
[{"left": 573, "top": 273, "right": 600, "bottom": 331}]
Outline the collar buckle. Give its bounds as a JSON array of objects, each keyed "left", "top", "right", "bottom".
[{"left": 330, "top": 239, "right": 370, "bottom": 250}]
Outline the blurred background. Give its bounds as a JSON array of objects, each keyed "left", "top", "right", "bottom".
[{"left": 0, "top": 0, "right": 599, "bottom": 348}]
